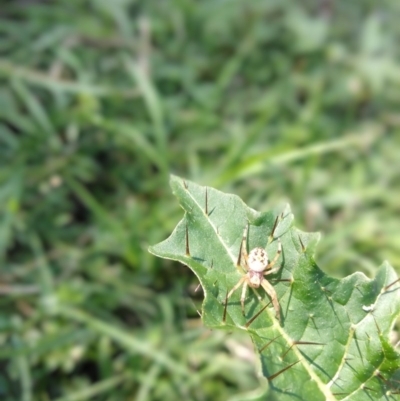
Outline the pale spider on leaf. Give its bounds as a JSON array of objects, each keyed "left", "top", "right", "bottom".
[{"left": 225, "top": 225, "right": 282, "bottom": 321}]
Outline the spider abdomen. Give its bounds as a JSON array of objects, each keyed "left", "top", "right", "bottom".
[{"left": 248, "top": 247, "right": 269, "bottom": 272}]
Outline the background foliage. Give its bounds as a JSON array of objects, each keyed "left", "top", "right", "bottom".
[{"left": 1, "top": 0, "right": 400, "bottom": 400}]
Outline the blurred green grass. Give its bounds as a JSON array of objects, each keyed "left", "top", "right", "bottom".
[{"left": 1, "top": 0, "right": 400, "bottom": 400}]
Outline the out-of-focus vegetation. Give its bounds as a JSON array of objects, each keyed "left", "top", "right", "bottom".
[{"left": 1, "top": 1, "right": 400, "bottom": 400}]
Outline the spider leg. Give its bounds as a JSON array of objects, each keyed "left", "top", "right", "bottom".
[
  {"left": 236, "top": 225, "right": 249, "bottom": 271},
  {"left": 241, "top": 225, "right": 249, "bottom": 270},
  {"left": 263, "top": 265, "right": 281, "bottom": 276},
  {"left": 261, "top": 278, "right": 280, "bottom": 321},
  {"left": 265, "top": 238, "right": 282, "bottom": 270},
  {"left": 240, "top": 280, "right": 248, "bottom": 316},
  {"left": 225, "top": 276, "right": 246, "bottom": 302}
]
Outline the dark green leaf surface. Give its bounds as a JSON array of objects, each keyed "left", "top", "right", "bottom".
[{"left": 149, "top": 176, "right": 400, "bottom": 401}]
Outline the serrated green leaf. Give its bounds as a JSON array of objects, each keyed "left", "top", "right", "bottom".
[{"left": 149, "top": 175, "right": 400, "bottom": 401}]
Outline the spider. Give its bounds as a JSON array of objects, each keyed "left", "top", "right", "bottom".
[{"left": 225, "top": 226, "right": 282, "bottom": 321}]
